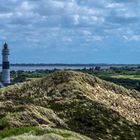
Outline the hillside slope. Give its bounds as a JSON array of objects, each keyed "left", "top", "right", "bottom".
[
  {"left": 1, "top": 127, "right": 92, "bottom": 140},
  {"left": 0, "top": 71, "right": 140, "bottom": 140}
]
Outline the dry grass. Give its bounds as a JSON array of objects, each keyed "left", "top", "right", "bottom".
[{"left": 0, "top": 70, "right": 140, "bottom": 140}]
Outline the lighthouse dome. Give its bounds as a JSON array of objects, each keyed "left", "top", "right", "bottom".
[{"left": 4, "top": 42, "right": 8, "bottom": 49}]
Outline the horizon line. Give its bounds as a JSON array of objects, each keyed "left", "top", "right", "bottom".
[{"left": 0, "top": 63, "right": 140, "bottom": 66}]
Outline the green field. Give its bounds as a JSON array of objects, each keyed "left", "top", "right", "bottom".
[
  {"left": 111, "top": 75, "right": 140, "bottom": 80},
  {"left": 8, "top": 67, "right": 140, "bottom": 92}
]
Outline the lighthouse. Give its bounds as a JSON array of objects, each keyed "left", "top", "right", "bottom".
[{"left": 2, "top": 43, "right": 10, "bottom": 84}]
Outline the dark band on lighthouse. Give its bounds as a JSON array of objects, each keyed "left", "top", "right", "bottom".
[{"left": 2, "top": 62, "right": 10, "bottom": 69}]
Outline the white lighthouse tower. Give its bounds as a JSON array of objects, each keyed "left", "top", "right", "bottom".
[{"left": 2, "top": 43, "right": 10, "bottom": 84}]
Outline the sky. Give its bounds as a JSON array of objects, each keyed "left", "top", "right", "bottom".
[{"left": 0, "top": 0, "right": 140, "bottom": 64}]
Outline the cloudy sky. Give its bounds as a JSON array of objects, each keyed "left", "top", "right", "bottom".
[{"left": 0, "top": 0, "right": 140, "bottom": 64}]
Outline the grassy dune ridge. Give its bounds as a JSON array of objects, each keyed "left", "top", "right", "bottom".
[
  {"left": 0, "top": 127, "right": 92, "bottom": 140},
  {"left": 0, "top": 70, "right": 140, "bottom": 139}
]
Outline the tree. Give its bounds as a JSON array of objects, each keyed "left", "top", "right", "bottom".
[{"left": 94, "top": 66, "right": 101, "bottom": 71}]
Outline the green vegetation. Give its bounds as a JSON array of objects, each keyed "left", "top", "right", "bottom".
[
  {"left": 0, "top": 71, "right": 140, "bottom": 140},
  {"left": 46, "top": 129, "right": 72, "bottom": 138},
  {"left": 79, "top": 66, "right": 140, "bottom": 91},
  {"left": 0, "top": 127, "right": 91, "bottom": 140},
  {"left": 48, "top": 100, "right": 140, "bottom": 140},
  {"left": 9, "top": 66, "right": 140, "bottom": 92},
  {"left": 111, "top": 74, "right": 140, "bottom": 80},
  {"left": 0, "top": 127, "right": 45, "bottom": 139},
  {"left": 0, "top": 118, "right": 8, "bottom": 130}
]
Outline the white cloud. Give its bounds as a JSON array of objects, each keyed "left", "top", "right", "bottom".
[
  {"left": 0, "top": 12, "right": 13, "bottom": 18},
  {"left": 106, "top": 3, "right": 124, "bottom": 8},
  {"left": 123, "top": 35, "right": 140, "bottom": 41},
  {"left": 62, "top": 37, "right": 72, "bottom": 42},
  {"left": 20, "top": 1, "right": 33, "bottom": 11},
  {"left": 0, "top": 0, "right": 140, "bottom": 53}
]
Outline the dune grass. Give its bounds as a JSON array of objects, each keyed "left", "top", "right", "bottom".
[
  {"left": 0, "top": 71, "right": 140, "bottom": 140},
  {"left": 0, "top": 127, "right": 92, "bottom": 140},
  {"left": 0, "top": 127, "right": 45, "bottom": 139}
]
